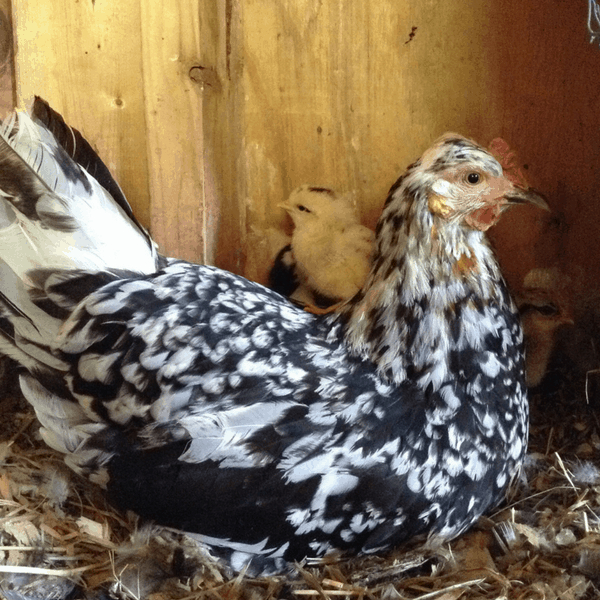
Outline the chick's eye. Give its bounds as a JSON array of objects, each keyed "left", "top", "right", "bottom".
[
  {"left": 297, "top": 205, "right": 310, "bottom": 212},
  {"left": 466, "top": 172, "right": 481, "bottom": 185}
]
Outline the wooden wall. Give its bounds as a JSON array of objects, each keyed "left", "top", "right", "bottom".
[
  {"left": 10, "top": 0, "right": 227, "bottom": 265},
  {"left": 0, "top": 0, "right": 13, "bottom": 115},
  {"left": 6, "top": 1, "right": 600, "bottom": 296},
  {"left": 236, "top": 0, "right": 600, "bottom": 292}
]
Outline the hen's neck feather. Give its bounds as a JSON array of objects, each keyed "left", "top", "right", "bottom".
[{"left": 340, "top": 173, "right": 514, "bottom": 387}]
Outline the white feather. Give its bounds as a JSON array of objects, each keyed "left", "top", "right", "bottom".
[
  {"left": 0, "top": 109, "right": 158, "bottom": 281},
  {"left": 20, "top": 375, "right": 112, "bottom": 481},
  {"left": 177, "top": 401, "right": 301, "bottom": 466}
]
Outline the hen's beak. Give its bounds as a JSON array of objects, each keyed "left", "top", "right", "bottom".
[
  {"left": 504, "top": 186, "right": 549, "bottom": 211},
  {"left": 465, "top": 182, "right": 549, "bottom": 231}
]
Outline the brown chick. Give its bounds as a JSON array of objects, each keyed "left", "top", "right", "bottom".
[{"left": 517, "top": 267, "right": 574, "bottom": 388}]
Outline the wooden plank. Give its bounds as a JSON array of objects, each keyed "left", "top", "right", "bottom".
[
  {"left": 210, "top": 0, "right": 246, "bottom": 275},
  {"left": 484, "top": 1, "right": 600, "bottom": 289},
  {"left": 236, "top": 0, "right": 600, "bottom": 292},
  {"left": 139, "top": 1, "right": 217, "bottom": 264},
  {"left": 0, "top": 0, "right": 14, "bottom": 115},
  {"left": 11, "top": 0, "right": 152, "bottom": 232}
]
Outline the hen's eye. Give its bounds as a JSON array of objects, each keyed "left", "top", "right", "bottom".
[
  {"left": 297, "top": 205, "right": 310, "bottom": 212},
  {"left": 466, "top": 172, "right": 481, "bottom": 185}
]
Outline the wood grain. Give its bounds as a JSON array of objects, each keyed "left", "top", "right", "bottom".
[
  {"left": 9, "top": 0, "right": 600, "bottom": 294},
  {"left": 0, "top": 0, "right": 13, "bottom": 115},
  {"left": 235, "top": 1, "right": 600, "bottom": 290},
  {"left": 12, "top": 0, "right": 152, "bottom": 230},
  {"left": 139, "top": 1, "right": 211, "bottom": 263}
]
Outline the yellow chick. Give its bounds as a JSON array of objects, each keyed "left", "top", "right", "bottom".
[{"left": 273, "top": 185, "right": 374, "bottom": 310}]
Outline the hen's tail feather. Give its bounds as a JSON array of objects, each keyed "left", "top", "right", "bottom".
[
  {"left": 0, "top": 258, "right": 67, "bottom": 375},
  {"left": 30, "top": 96, "right": 139, "bottom": 232},
  {"left": 28, "top": 268, "right": 141, "bottom": 312},
  {"left": 0, "top": 101, "right": 159, "bottom": 283},
  {"left": 31, "top": 99, "right": 178, "bottom": 273},
  {"left": 0, "top": 101, "right": 158, "bottom": 486},
  {"left": 0, "top": 100, "right": 157, "bottom": 380},
  {"left": 20, "top": 374, "right": 112, "bottom": 483}
]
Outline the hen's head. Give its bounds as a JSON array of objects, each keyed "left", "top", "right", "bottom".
[
  {"left": 424, "top": 134, "right": 547, "bottom": 230},
  {"left": 344, "top": 134, "right": 548, "bottom": 378},
  {"left": 382, "top": 134, "right": 547, "bottom": 234},
  {"left": 371, "top": 133, "right": 548, "bottom": 275}
]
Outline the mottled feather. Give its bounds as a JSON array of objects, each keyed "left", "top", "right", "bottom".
[{"left": 0, "top": 106, "right": 547, "bottom": 575}]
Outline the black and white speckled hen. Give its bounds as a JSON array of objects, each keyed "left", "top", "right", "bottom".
[{"left": 0, "top": 99, "right": 547, "bottom": 575}]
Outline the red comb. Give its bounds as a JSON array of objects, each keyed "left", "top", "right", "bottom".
[{"left": 488, "top": 138, "right": 530, "bottom": 189}]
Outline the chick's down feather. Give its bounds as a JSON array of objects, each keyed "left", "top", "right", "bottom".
[
  {"left": 0, "top": 104, "right": 547, "bottom": 575},
  {"left": 270, "top": 186, "right": 374, "bottom": 308}
]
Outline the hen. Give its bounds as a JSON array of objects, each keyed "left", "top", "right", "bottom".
[
  {"left": 0, "top": 100, "right": 547, "bottom": 575},
  {"left": 269, "top": 185, "right": 374, "bottom": 308}
]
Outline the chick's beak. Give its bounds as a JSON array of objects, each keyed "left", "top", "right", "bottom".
[{"left": 503, "top": 185, "right": 549, "bottom": 211}]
